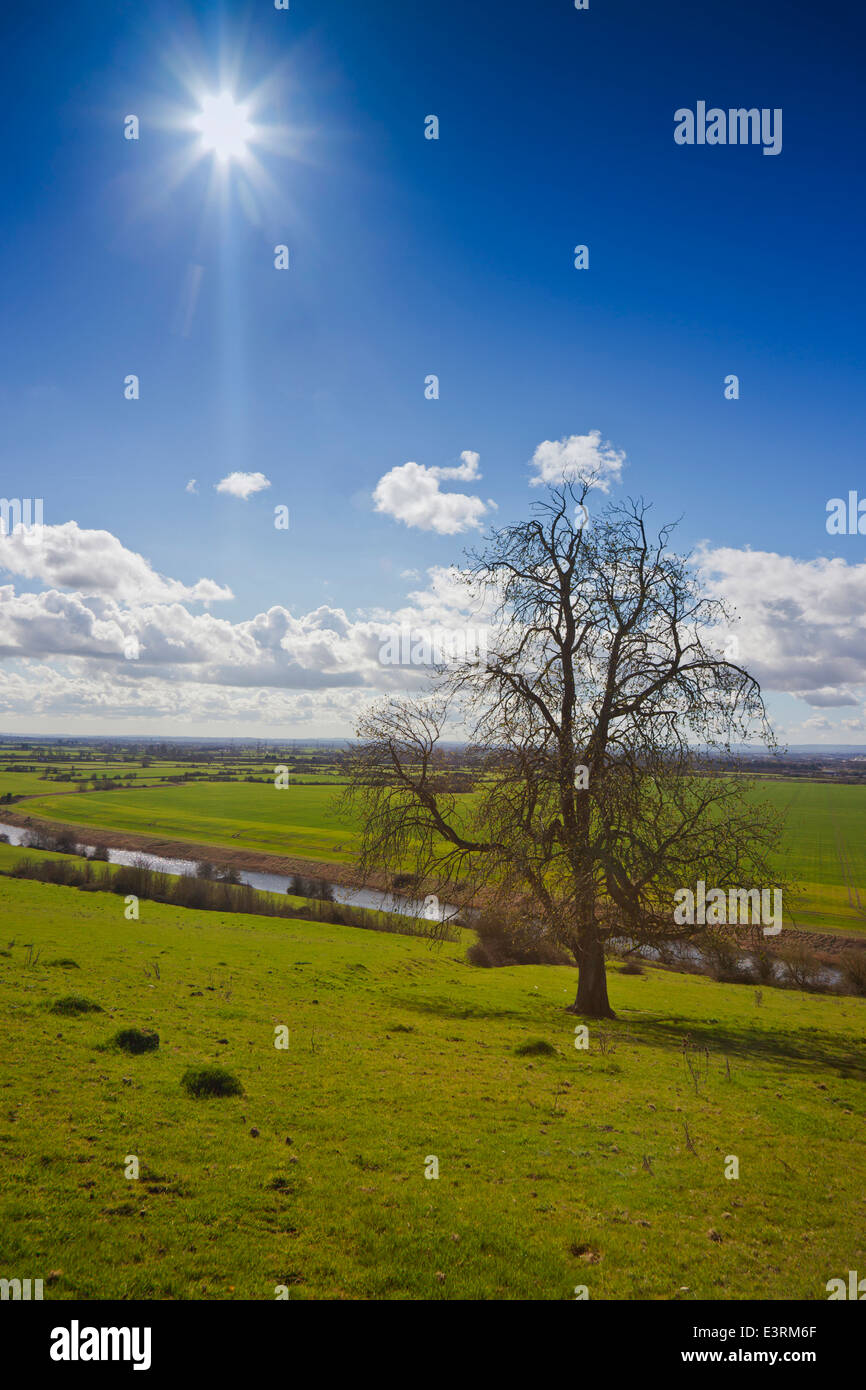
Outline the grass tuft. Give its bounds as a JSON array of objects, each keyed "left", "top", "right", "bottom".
[
  {"left": 111, "top": 1027, "right": 160, "bottom": 1054},
  {"left": 181, "top": 1065, "right": 243, "bottom": 1098},
  {"left": 48, "top": 995, "right": 102, "bottom": 1016},
  {"left": 514, "top": 1038, "right": 557, "bottom": 1057}
]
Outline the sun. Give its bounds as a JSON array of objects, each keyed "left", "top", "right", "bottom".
[
  {"left": 192, "top": 91, "right": 254, "bottom": 163},
  {"left": 152, "top": 67, "right": 300, "bottom": 219}
]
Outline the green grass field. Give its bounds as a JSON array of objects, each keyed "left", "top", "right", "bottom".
[
  {"left": 8, "top": 775, "right": 866, "bottom": 936},
  {"left": 0, "top": 872, "right": 863, "bottom": 1299},
  {"left": 7, "top": 783, "right": 360, "bottom": 864},
  {"left": 0, "top": 772, "right": 79, "bottom": 796},
  {"left": 757, "top": 781, "right": 866, "bottom": 934}
]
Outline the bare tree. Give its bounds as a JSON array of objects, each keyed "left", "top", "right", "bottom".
[{"left": 343, "top": 484, "right": 784, "bottom": 1018}]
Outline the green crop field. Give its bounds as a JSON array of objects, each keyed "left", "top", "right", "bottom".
[
  {"left": 754, "top": 781, "right": 866, "bottom": 935},
  {"left": 0, "top": 772, "right": 79, "bottom": 796},
  {"left": 7, "top": 783, "right": 360, "bottom": 865},
  {"left": 0, "top": 871, "right": 863, "bottom": 1300}
]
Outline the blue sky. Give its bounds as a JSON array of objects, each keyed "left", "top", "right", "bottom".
[{"left": 1, "top": 0, "right": 865, "bottom": 737}]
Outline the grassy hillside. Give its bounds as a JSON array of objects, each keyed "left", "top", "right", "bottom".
[{"left": 0, "top": 872, "right": 862, "bottom": 1300}]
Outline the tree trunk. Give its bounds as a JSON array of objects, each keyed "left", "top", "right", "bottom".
[{"left": 566, "top": 928, "right": 616, "bottom": 1019}]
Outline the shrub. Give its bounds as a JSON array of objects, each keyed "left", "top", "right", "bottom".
[
  {"left": 49, "top": 996, "right": 102, "bottom": 1016},
  {"left": 466, "top": 939, "right": 494, "bottom": 967},
  {"left": 22, "top": 828, "right": 79, "bottom": 855},
  {"left": 468, "top": 910, "right": 570, "bottom": 968},
  {"left": 838, "top": 950, "right": 866, "bottom": 997},
  {"left": 12, "top": 856, "right": 95, "bottom": 888},
  {"left": 288, "top": 873, "right": 334, "bottom": 902},
  {"left": 111, "top": 1028, "right": 159, "bottom": 1054},
  {"left": 777, "top": 943, "right": 826, "bottom": 993},
  {"left": 514, "top": 1039, "right": 557, "bottom": 1057},
  {"left": 391, "top": 872, "right": 418, "bottom": 889},
  {"left": 751, "top": 948, "right": 778, "bottom": 984},
  {"left": 619, "top": 959, "right": 645, "bottom": 975},
  {"left": 181, "top": 1065, "right": 243, "bottom": 1098},
  {"left": 700, "top": 937, "right": 756, "bottom": 984}
]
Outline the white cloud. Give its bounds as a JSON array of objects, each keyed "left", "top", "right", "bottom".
[
  {"left": 373, "top": 456, "right": 488, "bottom": 535},
  {"left": 699, "top": 546, "right": 866, "bottom": 706},
  {"left": 0, "top": 522, "right": 233, "bottom": 605},
  {"left": 0, "top": 660, "right": 374, "bottom": 732},
  {"left": 215, "top": 471, "right": 272, "bottom": 500},
  {"left": 399, "top": 565, "right": 490, "bottom": 625},
  {"left": 10, "top": 516, "right": 866, "bottom": 741},
  {"left": 185, "top": 479, "right": 198, "bottom": 494},
  {"left": 0, "top": 548, "right": 495, "bottom": 716},
  {"left": 529, "top": 430, "right": 626, "bottom": 490},
  {"left": 432, "top": 450, "right": 481, "bottom": 482}
]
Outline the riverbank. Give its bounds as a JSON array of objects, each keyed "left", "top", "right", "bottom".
[
  {"left": 0, "top": 808, "right": 382, "bottom": 893},
  {"left": 2, "top": 807, "right": 863, "bottom": 959}
]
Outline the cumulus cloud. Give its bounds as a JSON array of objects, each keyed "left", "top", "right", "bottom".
[
  {"left": 9, "top": 510, "right": 865, "bottom": 740},
  {"left": 0, "top": 522, "right": 233, "bottom": 605},
  {"left": 0, "top": 550, "right": 494, "bottom": 717},
  {"left": 215, "top": 471, "right": 271, "bottom": 500},
  {"left": 433, "top": 450, "right": 482, "bottom": 482},
  {"left": 529, "top": 430, "right": 626, "bottom": 490},
  {"left": 185, "top": 479, "right": 198, "bottom": 494},
  {"left": 699, "top": 547, "right": 866, "bottom": 706},
  {"left": 373, "top": 453, "right": 488, "bottom": 534},
  {"left": 0, "top": 660, "right": 372, "bottom": 731},
  {"left": 399, "top": 565, "right": 490, "bottom": 625}
]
